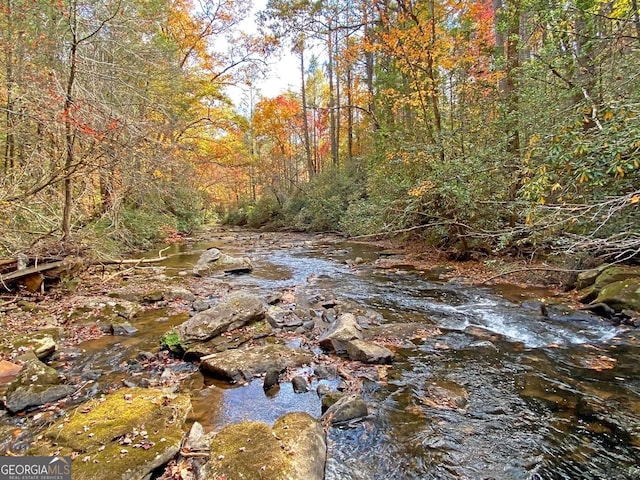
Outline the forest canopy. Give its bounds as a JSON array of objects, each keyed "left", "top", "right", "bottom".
[{"left": 1, "top": 0, "right": 638, "bottom": 263}]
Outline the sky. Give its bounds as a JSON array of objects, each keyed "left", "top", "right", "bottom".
[{"left": 224, "top": 0, "right": 301, "bottom": 108}]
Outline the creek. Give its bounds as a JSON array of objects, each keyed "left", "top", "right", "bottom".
[{"left": 3, "top": 230, "right": 640, "bottom": 478}]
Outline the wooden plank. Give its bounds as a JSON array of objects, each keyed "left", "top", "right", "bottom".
[{"left": 0, "top": 261, "right": 65, "bottom": 283}]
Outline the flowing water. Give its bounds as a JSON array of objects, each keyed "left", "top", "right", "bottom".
[
  {"left": 5, "top": 231, "right": 640, "bottom": 478},
  {"left": 163, "top": 232, "right": 639, "bottom": 479}
]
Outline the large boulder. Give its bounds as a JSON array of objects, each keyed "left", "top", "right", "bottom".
[
  {"left": 29, "top": 388, "right": 191, "bottom": 480},
  {"left": 181, "top": 320, "right": 272, "bottom": 358},
  {"left": 193, "top": 248, "right": 253, "bottom": 276},
  {"left": 202, "top": 412, "right": 326, "bottom": 480},
  {"left": 4, "top": 355, "right": 75, "bottom": 413},
  {"left": 174, "top": 293, "right": 266, "bottom": 346},
  {"left": 578, "top": 266, "right": 640, "bottom": 310},
  {"left": 200, "top": 344, "right": 313, "bottom": 383},
  {"left": 346, "top": 339, "right": 395, "bottom": 364},
  {"left": 318, "top": 313, "right": 362, "bottom": 354},
  {"left": 593, "top": 278, "right": 640, "bottom": 312}
]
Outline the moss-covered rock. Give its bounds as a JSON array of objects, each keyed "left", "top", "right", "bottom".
[
  {"left": 29, "top": 387, "right": 191, "bottom": 480},
  {"left": 0, "top": 331, "right": 60, "bottom": 360},
  {"left": 4, "top": 355, "right": 74, "bottom": 413},
  {"left": 200, "top": 344, "right": 313, "bottom": 383},
  {"left": 576, "top": 266, "right": 607, "bottom": 290},
  {"left": 593, "top": 266, "right": 640, "bottom": 291},
  {"left": 202, "top": 412, "right": 325, "bottom": 480},
  {"left": 578, "top": 266, "right": 640, "bottom": 313},
  {"left": 594, "top": 278, "right": 640, "bottom": 312},
  {"left": 160, "top": 330, "right": 184, "bottom": 354}
]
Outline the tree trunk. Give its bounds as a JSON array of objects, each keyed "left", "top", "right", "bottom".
[
  {"left": 495, "top": 0, "right": 521, "bottom": 201},
  {"left": 62, "top": 2, "right": 79, "bottom": 245},
  {"left": 3, "top": 0, "right": 16, "bottom": 174},
  {"left": 298, "top": 44, "right": 314, "bottom": 179},
  {"left": 363, "top": 1, "right": 376, "bottom": 130},
  {"left": 327, "top": 22, "right": 338, "bottom": 167},
  {"left": 427, "top": 0, "right": 445, "bottom": 164}
]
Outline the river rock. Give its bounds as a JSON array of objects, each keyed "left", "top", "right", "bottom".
[
  {"left": 319, "top": 313, "right": 363, "bottom": 354},
  {"left": 321, "top": 393, "right": 368, "bottom": 424},
  {"left": 181, "top": 320, "right": 273, "bottom": 358},
  {"left": 346, "top": 339, "right": 395, "bottom": 364},
  {"left": 263, "top": 367, "right": 282, "bottom": 391},
  {"left": 314, "top": 365, "right": 337, "bottom": 379},
  {"left": 109, "top": 320, "right": 139, "bottom": 336},
  {"left": 193, "top": 248, "right": 253, "bottom": 276},
  {"left": 183, "top": 421, "right": 211, "bottom": 453},
  {"left": 266, "top": 304, "right": 304, "bottom": 329},
  {"left": 29, "top": 387, "right": 191, "bottom": 480},
  {"left": 4, "top": 355, "right": 75, "bottom": 413},
  {"left": 200, "top": 344, "right": 313, "bottom": 383},
  {"left": 175, "top": 292, "right": 266, "bottom": 345},
  {"left": 592, "top": 278, "right": 640, "bottom": 312},
  {"left": 202, "top": 412, "right": 326, "bottom": 480},
  {"left": 422, "top": 381, "right": 469, "bottom": 410},
  {"left": 292, "top": 375, "right": 310, "bottom": 393}
]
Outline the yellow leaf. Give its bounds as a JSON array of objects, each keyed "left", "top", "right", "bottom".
[
  {"left": 616, "top": 166, "right": 625, "bottom": 177},
  {"left": 603, "top": 111, "right": 614, "bottom": 121},
  {"left": 551, "top": 183, "right": 561, "bottom": 192},
  {"left": 631, "top": 195, "right": 640, "bottom": 204}
]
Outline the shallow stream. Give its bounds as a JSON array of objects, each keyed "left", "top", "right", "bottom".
[{"left": 6, "top": 231, "right": 640, "bottom": 478}]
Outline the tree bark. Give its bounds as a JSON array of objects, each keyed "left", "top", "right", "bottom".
[
  {"left": 62, "top": 1, "right": 79, "bottom": 245},
  {"left": 298, "top": 43, "right": 314, "bottom": 179},
  {"left": 3, "top": 0, "right": 16, "bottom": 174}
]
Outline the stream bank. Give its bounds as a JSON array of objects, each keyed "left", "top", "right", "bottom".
[{"left": 1, "top": 227, "right": 639, "bottom": 479}]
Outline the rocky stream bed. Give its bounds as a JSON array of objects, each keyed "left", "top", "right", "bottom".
[{"left": 1, "top": 228, "right": 639, "bottom": 479}]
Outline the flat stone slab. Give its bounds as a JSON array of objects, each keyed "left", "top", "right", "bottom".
[
  {"left": 200, "top": 343, "right": 313, "bottom": 382},
  {"left": 29, "top": 388, "right": 191, "bottom": 480},
  {"left": 202, "top": 412, "right": 326, "bottom": 480},
  {"left": 346, "top": 339, "right": 395, "bottom": 364}
]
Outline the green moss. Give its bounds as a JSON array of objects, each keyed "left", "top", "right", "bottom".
[
  {"left": 206, "top": 421, "right": 291, "bottom": 480},
  {"left": 595, "top": 279, "right": 640, "bottom": 311},
  {"left": 30, "top": 388, "right": 191, "bottom": 480},
  {"left": 160, "top": 330, "right": 184, "bottom": 354},
  {"left": 594, "top": 266, "right": 640, "bottom": 290}
]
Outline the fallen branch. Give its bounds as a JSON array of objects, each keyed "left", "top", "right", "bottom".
[{"left": 96, "top": 246, "right": 172, "bottom": 266}]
